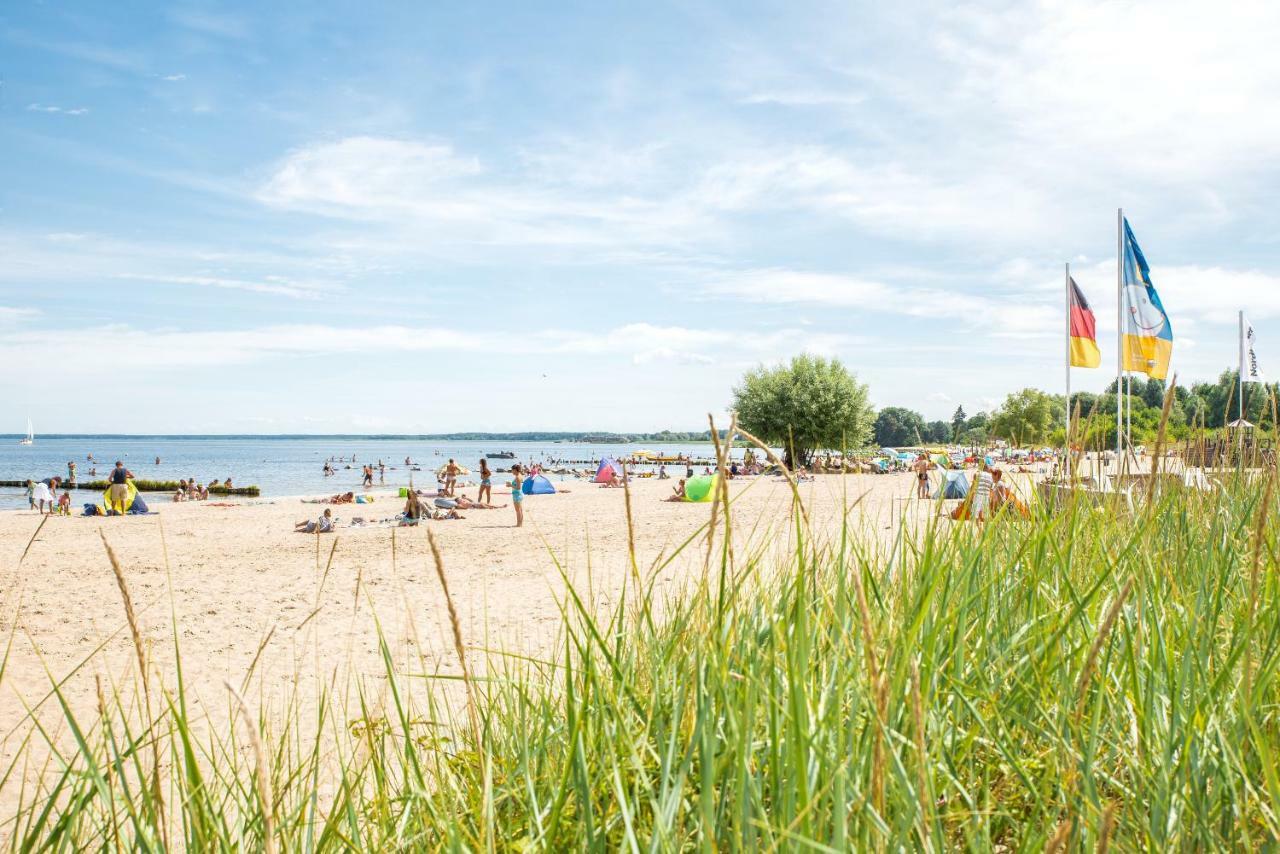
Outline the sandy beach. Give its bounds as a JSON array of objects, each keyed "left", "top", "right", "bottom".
[{"left": 0, "top": 469, "right": 1042, "bottom": 821}]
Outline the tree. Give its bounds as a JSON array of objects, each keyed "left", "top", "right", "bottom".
[
  {"left": 989, "top": 389, "right": 1064, "bottom": 446},
  {"left": 925, "top": 420, "right": 952, "bottom": 443},
  {"left": 732, "top": 355, "right": 874, "bottom": 467},
  {"left": 873, "top": 407, "right": 926, "bottom": 448},
  {"left": 950, "top": 406, "right": 967, "bottom": 440}
]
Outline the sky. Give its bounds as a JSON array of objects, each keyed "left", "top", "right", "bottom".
[{"left": 4, "top": 0, "right": 1280, "bottom": 434}]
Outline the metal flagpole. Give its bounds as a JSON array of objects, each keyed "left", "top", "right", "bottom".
[
  {"left": 1116, "top": 208, "right": 1124, "bottom": 471},
  {"left": 1239, "top": 309, "right": 1246, "bottom": 455},
  {"left": 1065, "top": 262, "right": 1072, "bottom": 480}
]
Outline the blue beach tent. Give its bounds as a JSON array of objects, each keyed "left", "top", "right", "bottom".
[
  {"left": 522, "top": 474, "right": 557, "bottom": 495},
  {"left": 934, "top": 470, "right": 969, "bottom": 500}
]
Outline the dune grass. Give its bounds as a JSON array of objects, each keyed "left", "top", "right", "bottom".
[{"left": 3, "top": 465, "right": 1280, "bottom": 850}]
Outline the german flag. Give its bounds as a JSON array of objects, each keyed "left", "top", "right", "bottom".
[{"left": 1069, "top": 277, "right": 1101, "bottom": 368}]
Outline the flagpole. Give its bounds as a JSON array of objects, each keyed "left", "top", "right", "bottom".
[
  {"left": 1239, "top": 309, "right": 1245, "bottom": 455},
  {"left": 1116, "top": 207, "right": 1124, "bottom": 471},
  {"left": 1065, "top": 262, "right": 1071, "bottom": 480}
]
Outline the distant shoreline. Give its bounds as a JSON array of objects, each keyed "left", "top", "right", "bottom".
[{"left": 0, "top": 433, "right": 722, "bottom": 442}]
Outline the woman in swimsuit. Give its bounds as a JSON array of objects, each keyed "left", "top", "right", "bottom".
[
  {"left": 478, "top": 459, "right": 492, "bottom": 505},
  {"left": 509, "top": 464, "right": 524, "bottom": 528}
]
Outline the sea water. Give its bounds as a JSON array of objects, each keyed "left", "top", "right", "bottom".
[{"left": 0, "top": 436, "right": 730, "bottom": 511}]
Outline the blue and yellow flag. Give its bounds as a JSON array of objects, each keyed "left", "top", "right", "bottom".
[{"left": 1121, "top": 218, "right": 1172, "bottom": 379}]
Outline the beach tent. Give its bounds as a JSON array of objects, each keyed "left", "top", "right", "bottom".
[
  {"left": 593, "top": 458, "right": 624, "bottom": 483},
  {"left": 930, "top": 453, "right": 952, "bottom": 468},
  {"left": 871, "top": 457, "right": 889, "bottom": 471},
  {"left": 934, "top": 470, "right": 969, "bottom": 500},
  {"left": 84, "top": 481, "right": 150, "bottom": 516},
  {"left": 684, "top": 474, "right": 717, "bottom": 502},
  {"left": 522, "top": 474, "right": 557, "bottom": 495}
]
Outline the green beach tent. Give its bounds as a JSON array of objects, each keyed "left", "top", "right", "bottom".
[{"left": 684, "top": 474, "right": 717, "bottom": 502}]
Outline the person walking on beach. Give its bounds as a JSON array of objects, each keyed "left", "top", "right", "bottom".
[
  {"left": 362, "top": 465, "right": 373, "bottom": 488},
  {"left": 108, "top": 462, "right": 131, "bottom": 514},
  {"left": 445, "top": 459, "right": 459, "bottom": 496},
  {"left": 478, "top": 459, "right": 493, "bottom": 505},
  {"left": 508, "top": 464, "right": 524, "bottom": 527}
]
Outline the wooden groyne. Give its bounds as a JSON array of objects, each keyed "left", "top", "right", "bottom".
[{"left": 0, "top": 479, "right": 261, "bottom": 496}]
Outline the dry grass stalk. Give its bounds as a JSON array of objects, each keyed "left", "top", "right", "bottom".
[
  {"left": 1245, "top": 466, "right": 1275, "bottom": 700},
  {"left": 225, "top": 680, "right": 276, "bottom": 854},
  {"left": 427, "top": 529, "right": 479, "bottom": 741},
  {"left": 19, "top": 514, "right": 49, "bottom": 567},
  {"left": 1075, "top": 575, "right": 1135, "bottom": 714},
  {"left": 99, "top": 530, "right": 167, "bottom": 847},
  {"left": 848, "top": 552, "right": 885, "bottom": 816},
  {"left": 910, "top": 660, "right": 931, "bottom": 845},
  {"left": 1146, "top": 375, "right": 1177, "bottom": 505},
  {"left": 1097, "top": 802, "right": 1118, "bottom": 853},
  {"left": 1044, "top": 817, "right": 1072, "bottom": 853}
]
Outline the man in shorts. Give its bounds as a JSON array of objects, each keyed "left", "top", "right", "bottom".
[
  {"left": 912, "top": 453, "right": 931, "bottom": 499},
  {"left": 109, "top": 461, "right": 132, "bottom": 514}
]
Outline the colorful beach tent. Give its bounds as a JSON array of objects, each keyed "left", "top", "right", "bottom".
[
  {"left": 684, "top": 474, "right": 717, "bottom": 502},
  {"left": 593, "top": 458, "right": 624, "bottom": 483},
  {"left": 522, "top": 474, "right": 557, "bottom": 495},
  {"left": 83, "top": 481, "right": 150, "bottom": 516},
  {"left": 934, "top": 471, "right": 969, "bottom": 500},
  {"left": 930, "top": 453, "right": 952, "bottom": 468}
]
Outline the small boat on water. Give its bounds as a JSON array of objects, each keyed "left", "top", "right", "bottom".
[
  {"left": 18, "top": 417, "right": 33, "bottom": 445},
  {"left": 486, "top": 451, "right": 516, "bottom": 459}
]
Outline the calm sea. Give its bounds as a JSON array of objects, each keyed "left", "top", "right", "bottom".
[{"left": 0, "top": 436, "right": 729, "bottom": 511}]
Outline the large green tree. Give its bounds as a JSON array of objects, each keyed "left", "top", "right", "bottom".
[
  {"left": 873, "top": 407, "right": 926, "bottom": 448},
  {"left": 950, "top": 406, "right": 967, "bottom": 440},
  {"left": 732, "top": 355, "right": 874, "bottom": 467},
  {"left": 989, "top": 389, "right": 1065, "bottom": 446}
]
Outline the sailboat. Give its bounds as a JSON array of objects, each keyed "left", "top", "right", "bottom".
[{"left": 18, "top": 417, "right": 33, "bottom": 445}]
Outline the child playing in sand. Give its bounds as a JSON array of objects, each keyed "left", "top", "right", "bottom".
[
  {"left": 508, "top": 464, "right": 524, "bottom": 527},
  {"left": 56, "top": 489, "right": 72, "bottom": 516}
]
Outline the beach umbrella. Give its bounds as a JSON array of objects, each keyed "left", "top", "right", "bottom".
[{"left": 436, "top": 464, "right": 472, "bottom": 477}]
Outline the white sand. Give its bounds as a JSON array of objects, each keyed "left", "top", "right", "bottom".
[{"left": 0, "top": 470, "right": 1040, "bottom": 818}]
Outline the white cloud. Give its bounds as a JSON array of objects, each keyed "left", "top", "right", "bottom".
[
  {"left": 927, "top": 392, "right": 952, "bottom": 403},
  {"left": 113, "top": 273, "right": 335, "bottom": 300},
  {"left": 0, "top": 321, "right": 846, "bottom": 379},
  {"left": 0, "top": 307, "right": 39, "bottom": 325},
  {"left": 699, "top": 267, "right": 1058, "bottom": 338},
  {"left": 740, "top": 90, "right": 866, "bottom": 107},
  {"left": 161, "top": 73, "right": 187, "bottom": 82},
  {"left": 27, "top": 103, "right": 88, "bottom": 115},
  {"left": 258, "top": 137, "right": 483, "bottom": 215}
]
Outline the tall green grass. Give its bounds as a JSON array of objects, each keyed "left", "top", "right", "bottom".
[{"left": 4, "top": 470, "right": 1280, "bottom": 850}]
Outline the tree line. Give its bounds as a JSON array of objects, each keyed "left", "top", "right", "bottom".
[{"left": 731, "top": 355, "right": 1278, "bottom": 466}]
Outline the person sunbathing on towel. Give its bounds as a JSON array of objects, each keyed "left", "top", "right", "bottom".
[
  {"left": 455, "top": 495, "right": 505, "bottom": 509},
  {"left": 600, "top": 473, "right": 625, "bottom": 488},
  {"left": 295, "top": 509, "right": 335, "bottom": 533}
]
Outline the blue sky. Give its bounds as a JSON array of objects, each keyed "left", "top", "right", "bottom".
[{"left": 4, "top": 0, "right": 1280, "bottom": 433}]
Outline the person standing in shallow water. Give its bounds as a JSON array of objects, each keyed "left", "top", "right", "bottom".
[{"left": 508, "top": 464, "right": 524, "bottom": 527}]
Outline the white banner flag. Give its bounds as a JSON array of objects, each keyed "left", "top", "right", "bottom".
[{"left": 1243, "top": 315, "right": 1265, "bottom": 383}]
